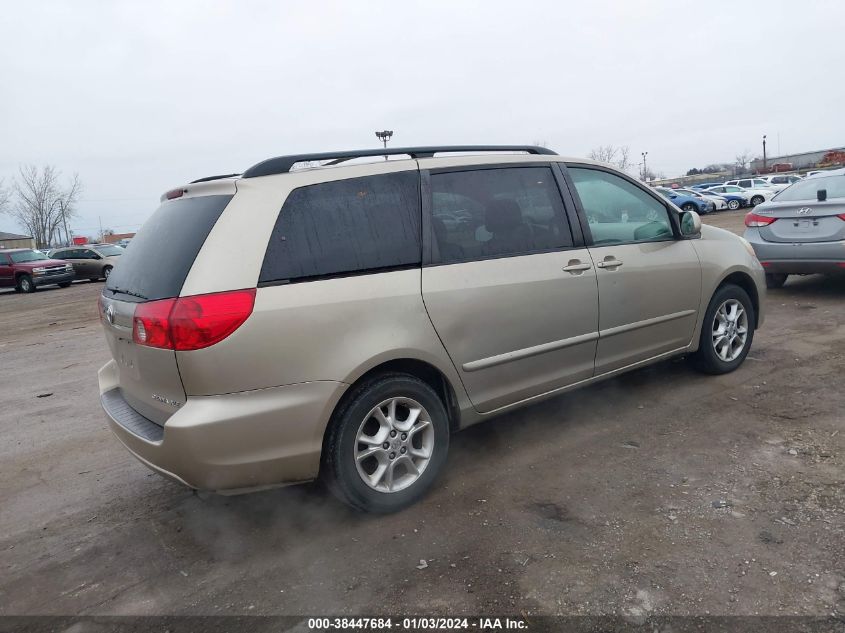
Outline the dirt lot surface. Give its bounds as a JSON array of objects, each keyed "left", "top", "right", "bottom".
[{"left": 1, "top": 210, "right": 843, "bottom": 618}]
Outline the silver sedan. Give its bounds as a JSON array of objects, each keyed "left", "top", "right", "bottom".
[{"left": 743, "top": 168, "right": 845, "bottom": 288}]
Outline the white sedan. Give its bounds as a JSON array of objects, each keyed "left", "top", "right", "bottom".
[
  {"left": 707, "top": 183, "right": 774, "bottom": 206},
  {"left": 723, "top": 178, "right": 779, "bottom": 204},
  {"left": 675, "top": 188, "right": 729, "bottom": 211}
]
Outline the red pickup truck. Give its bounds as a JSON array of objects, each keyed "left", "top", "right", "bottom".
[{"left": 0, "top": 248, "right": 76, "bottom": 292}]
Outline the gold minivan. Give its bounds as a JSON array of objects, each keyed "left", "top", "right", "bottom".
[
  {"left": 50, "top": 243, "right": 124, "bottom": 281},
  {"left": 98, "top": 146, "right": 765, "bottom": 512}
]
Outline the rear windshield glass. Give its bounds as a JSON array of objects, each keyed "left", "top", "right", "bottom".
[
  {"left": 96, "top": 244, "right": 125, "bottom": 257},
  {"left": 105, "top": 195, "right": 232, "bottom": 301},
  {"left": 774, "top": 175, "right": 845, "bottom": 201}
]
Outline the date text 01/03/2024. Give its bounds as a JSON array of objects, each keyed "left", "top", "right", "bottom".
[{"left": 306, "top": 617, "right": 528, "bottom": 630}]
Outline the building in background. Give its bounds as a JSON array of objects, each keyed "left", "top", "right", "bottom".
[
  {"left": 750, "top": 147, "right": 845, "bottom": 174},
  {"left": 101, "top": 232, "right": 135, "bottom": 244},
  {"left": 0, "top": 231, "right": 36, "bottom": 249}
]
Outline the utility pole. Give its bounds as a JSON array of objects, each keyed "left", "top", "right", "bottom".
[
  {"left": 375, "top": 130, "right": 393, "bottom": 160},
  {"left": 641, "top": 151, "right": 648, "bottom": 181},
  {"left": 99, "top": 216, "right": 103, "bottom": 243},
  {"left": 762, "top": 135, "right": 767, "bottom": 173}
]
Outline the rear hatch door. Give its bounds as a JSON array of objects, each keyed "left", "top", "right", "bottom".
[{"left": 100, "top": 189, "right": 234, "bottom": 424}]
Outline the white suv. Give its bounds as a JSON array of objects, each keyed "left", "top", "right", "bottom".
[
  {"left": 757, "top": 174, "right": 801, "bottom": 191},
  {"left": 723, "top": 179, "right": 777, "bottom": 205}
]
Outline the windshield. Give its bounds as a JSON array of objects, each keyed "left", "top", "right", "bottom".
[
  {"left": 9, "top": 250, "right": 49, "bottom": 264},
  {"left": 774, "top": 174, "right": 845, "bottom": 202},
  {"left": 95, "top": 244, "right": 124, "bottom": 257}
]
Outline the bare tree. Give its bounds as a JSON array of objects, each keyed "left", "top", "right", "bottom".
[
  {"left": 9, "top": 166, "right": 81, "bottom": 248},
  {"left": 735, "top": 150, "right": 752, "bottom": 171},
  {"left": 0, "top": 179, "right": 10, "bottom": 215},
  {"left": 588, "top": 144, "right": 632, "bottom": 173}
]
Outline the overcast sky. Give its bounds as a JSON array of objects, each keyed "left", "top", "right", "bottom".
[{"left": 1, "top": 0, "right": 843, "bottom": 238}]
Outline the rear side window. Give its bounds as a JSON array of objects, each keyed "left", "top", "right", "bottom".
[
  {"left": 260, "top": 171, "right": 421, "bottom": 284},
  {"left": 105, "top": 195, "right": 232, "bottom": 301},
  {"left": 430, "top": 167, "right": 572, "bottom": 264}
]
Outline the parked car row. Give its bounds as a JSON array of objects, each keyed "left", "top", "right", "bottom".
[{"left": 0, "top": 243, "right": 124, "bottom": 292}]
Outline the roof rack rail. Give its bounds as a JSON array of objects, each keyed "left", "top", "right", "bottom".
[
  {"left": 190, "top": 173, "right": 241, "bottom": 184},
  {"left": 241, "top": 145, "right": 557, "bottom": 179}
]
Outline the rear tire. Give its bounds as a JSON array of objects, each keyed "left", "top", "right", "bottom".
[
  {"left": 681, "top": 202, "right": 697, "bottom": 213},
  {"left": 765, "top": 273, "right": 788, "bottom": 289},
  {"left": 18, "top": 275, "right": 35, "bottom": 293},
  {"left": 322, "top": 372, "right": 449, "bottom": 513},
  {"left": 691, "top": 284, "right": 755, "bottom": 375},
  {"left": 103, "top": 265, "right": 112, "bottom": 280},
  {"left": 728, "top": 199, "right": 740, "bottom": 210},
  {"left": 751, "top": 195, "right": 764, "bottom": 206}
]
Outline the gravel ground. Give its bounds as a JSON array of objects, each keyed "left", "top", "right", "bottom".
[{"left": 1, "top": 210, "right": 843, "bottom": 618}]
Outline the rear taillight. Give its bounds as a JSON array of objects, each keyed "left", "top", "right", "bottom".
[
  {"left": 132, "top": 289, "right": 255, "bottom": 351},
  {"left": 837, "top": 213, "right": 845, "bottom": 221},
  {"left": 133, "top": 298, "right": 177, "bottom": 348},
  {"left": 745, "top": 212, "right": 776, "bottom": 227}
]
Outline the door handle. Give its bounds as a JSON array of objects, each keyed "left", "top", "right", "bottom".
[
  {"left": 562, "top": 260, "right": 592, "bottom": 274},
  {"left": 596, "top": 257, "right": 623, "bottom": 270}
]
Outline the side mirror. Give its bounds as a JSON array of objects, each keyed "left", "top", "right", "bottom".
[
  {"left": 679, "top": 210, "right": 702, "bottom": 237},
  {"left": 817, "top": 189, "right": 827, "bottom": 202}
]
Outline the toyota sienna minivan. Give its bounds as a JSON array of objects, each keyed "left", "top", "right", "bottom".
[{"left": 98, "top": 146, "right": 765, "bottom": 512}]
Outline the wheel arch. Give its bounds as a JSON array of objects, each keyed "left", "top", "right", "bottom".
[
  {"left": 329, "top": 355, "right": 464, "bottom": 443},
  {"left": 717, "top": 271, "right": 760, "bottom": 328}
]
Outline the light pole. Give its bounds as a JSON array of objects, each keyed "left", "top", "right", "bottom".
[
  {"left": 375, "top": 130, "right": 393, "bottom": 160},
  {"left": 762, "top": 135, "right": 767, "bottom": 173},
  {"left": 641, "top": 152, "right": 648, "bottom": 181}
]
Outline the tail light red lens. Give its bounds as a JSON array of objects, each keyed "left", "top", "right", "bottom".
[
  {"left": 132, "top": 289, "right": 255, "bottom": 351},
  {"left": 170, "top": 289, "right": 256, "bottom": 351},
  {"left": 837, "top": 213, "right": 845, "bottom": 221},
  {"left": 133, "top": 298, "right": 176, "bottom": 348},
  {"left": 744, "top": 212, "right": 776, "bottom": 227}
]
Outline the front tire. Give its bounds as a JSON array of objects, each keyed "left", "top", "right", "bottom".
[
  {"left": 751, "top": 195, "right": 764, "bottom": 206},
  {"left": 728, "top": 199, "right": 740, "bottom": 210},
  {"left": 103, "top": 265, "right": 112, "bottom": 280},
  {"left": 322, "top": 373, "right": 450, "bottom": 513},
  {"left": 18, "top": 275, "right": 35, "bottom": 293},
  {"left": 765, "top": 273, "right": 788, "bottom": 289},
  {"left": 691, "top": 284, "right": 755, "bottom": 375}
]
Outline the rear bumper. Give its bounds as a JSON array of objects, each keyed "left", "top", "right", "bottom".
[
  {"left": 744, "top": 229, "right": 845, "bottom": 273},
  {"left": 33, "top": 270, "right": 75, "bottom": 286},
  {"left": 98, "top": 360, "right": 347, "bottom": 493}
]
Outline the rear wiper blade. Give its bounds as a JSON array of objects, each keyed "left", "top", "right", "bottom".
[{"left": 108, "top": 286, "right": 148, "bottom": 300}]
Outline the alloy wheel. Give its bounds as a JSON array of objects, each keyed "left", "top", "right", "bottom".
[
  {"left": 354, "top": 396, "right": 435, "bottom": 493},
  {"left": 711, "top": 299, "right": 748, "bottom": 362}
]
